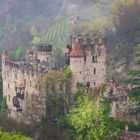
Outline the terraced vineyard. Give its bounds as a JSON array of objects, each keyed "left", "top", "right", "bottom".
[
  {"left": 41, "top": 18, "right": 72, "bottom": 66},
  {"left": 42, "top": 18, "right": 71, "bottom": 50}
]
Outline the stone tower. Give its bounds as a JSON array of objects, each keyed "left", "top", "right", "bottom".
[
  {"left": 2, "top": 44, "right": 53, "bottom": 119},
  {"left": 66, "top": 34, "right": 106, "bottom": 91}
]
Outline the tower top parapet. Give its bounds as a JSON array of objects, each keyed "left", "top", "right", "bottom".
[
  {"left": 2, "top": 44, "right": 53, "bottom": 76},
  {"left": 37, "top": 44, "right": 52, "bottom": 52},
  {"left": 70, "top": 34, "right": 106, "bottom": 47},
  {"left": 66, "top": 34, "right": 107, "bottom": 58}
]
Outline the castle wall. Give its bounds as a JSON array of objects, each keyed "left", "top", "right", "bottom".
[
  {"left": 2, "top": 64, "right": 39, "bottom": 117},
  {"left": 70, "top": 57, "right": 85, "bottom": 82},
  {"left": 84, "top": 45, "right": 106, "bottom": 87},
  {"left": 2, "top": 45, "right": 53, "bottom": 120}
]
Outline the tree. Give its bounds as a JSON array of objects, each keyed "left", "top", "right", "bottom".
[
  {"left": 0, "top": 67, "right": 7, "bottom": 111},
  {"left": 22, "top": 68, "right": 72, "bottom": 123},
  {"left": 30, "top": 25, "right": 41, "bottom": 47},
  {"left": 58, "top": 93, "right": 119, "bottom": 140},
  {"left": 125, "top": 44, "right": 140, "bottom": 102},
  {"left": 11, "top": 48, "right": 22, "bottom": 60},
  {"left": 113, "top": 0, "right": 140, "bottom": 54}
]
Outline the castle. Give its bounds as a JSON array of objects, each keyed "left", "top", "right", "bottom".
[
  {"left": 66, "top": 34, "right": 106, "bottom": 90},
  {"left": 2, "top": 34, "right": 106, "bottom": 120}
]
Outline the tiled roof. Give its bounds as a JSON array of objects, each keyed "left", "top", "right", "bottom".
[{"left": 69, "top": 39, "right": 84, "bottom": 57}]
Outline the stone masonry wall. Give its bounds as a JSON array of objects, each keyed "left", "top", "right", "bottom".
[
  {"left": 68, "top": 35, "right": 106, "bottom": 91},
  {"left": 2, "top": 44, "right": 53, "bottom": 120}
]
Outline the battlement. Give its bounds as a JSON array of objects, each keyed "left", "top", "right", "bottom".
[
  {"left": 37, "top": 44, "right": 52, "bottom": 52},
  {"left": 2, "top": 44, "right": 53, "bottom": 78},
  {"left": 70, "top": 34, "right": 106, "bottom": 47},
  {"left": 66, "top": 34, "right": 106, "bottom": 58}
]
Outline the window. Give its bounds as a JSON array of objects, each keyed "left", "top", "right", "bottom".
[
  {"left": 30, "top": 81, "right": 32, "bottom": 87},
  {"left": 46, "top": 57, "right": 49, "bottom": 62},
  {"left": 21, "top": 89, "right": 24, "bottom": 94},
  {"left": 8, "top": 83, "right": 10, "bottom": 89},
  {"left": 8, "top": 95, "right": 10, "bottom": 101},
  {"left": 26, "top": 92, "right": 28, "bottom": 100},
  {"left": 94, "top": 81, "right": 96, "bottom": 86},
  {"left": 93, "top": 68, "right": 96, "bottom": 75},
  {"left": 15, "top": 74, "right": 17, "bottom": 79},
  {"left": 16, "top": 88, "right": 21, "bottom": 94},
  {"left": 39, "top": 85, "right": 41, "bottom": 90},
  {"left": 92, "top": 54, "right": 98, "bottom": 62}
]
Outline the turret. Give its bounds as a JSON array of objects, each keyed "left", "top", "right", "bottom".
[
  {"left": 2, "top": 51, "right": 9, "bottom": 79},
  {"left": 2, "top": 50, "right": 9, "bottom": 65},
  {"left": 36, "top": 44, "right": 52, "bottom": 60},
  {"left": 36, "top": 44, "right": 53, "bottom": 71}
]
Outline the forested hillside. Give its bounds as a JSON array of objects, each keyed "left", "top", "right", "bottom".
[
  {"left": 1, "top": 0, "right": 139, "bottom": 66},
  {"left": 0, "top": 0, "right": 113, "bottom": 65}
]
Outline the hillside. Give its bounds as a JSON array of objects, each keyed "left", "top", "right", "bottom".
[
  {"left": 0, "top": 0, "right": 113, "bottom": 65},
  {"left": 0, "top": 0, "right": 139, "bottom": 68}
]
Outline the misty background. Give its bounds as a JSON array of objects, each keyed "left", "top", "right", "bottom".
[
  {"left": 1, "top": 0, "right": 138, "bottom": 70},
  {"left": 0, "top": 0, "right": 114, "bottom": 66}
]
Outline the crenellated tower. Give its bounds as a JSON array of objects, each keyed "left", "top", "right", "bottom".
[{"left": 66, "top": 34, "right": 106, "bottom": 91}]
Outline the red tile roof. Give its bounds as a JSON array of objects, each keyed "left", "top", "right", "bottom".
[
  {"left": 15, "top": 83, "right": 25, "bottom": 88},
  {"left": 69, "top": 39, "right": 84, "bottom": 57}
]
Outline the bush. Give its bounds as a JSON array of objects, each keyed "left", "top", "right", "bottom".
[{"left": 0, "top": 130, "right": 32, "bottom": 140}]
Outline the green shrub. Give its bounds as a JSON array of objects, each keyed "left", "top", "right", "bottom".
[{"left": 0, "top": 130, "right": 32, "bottom": 140}]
